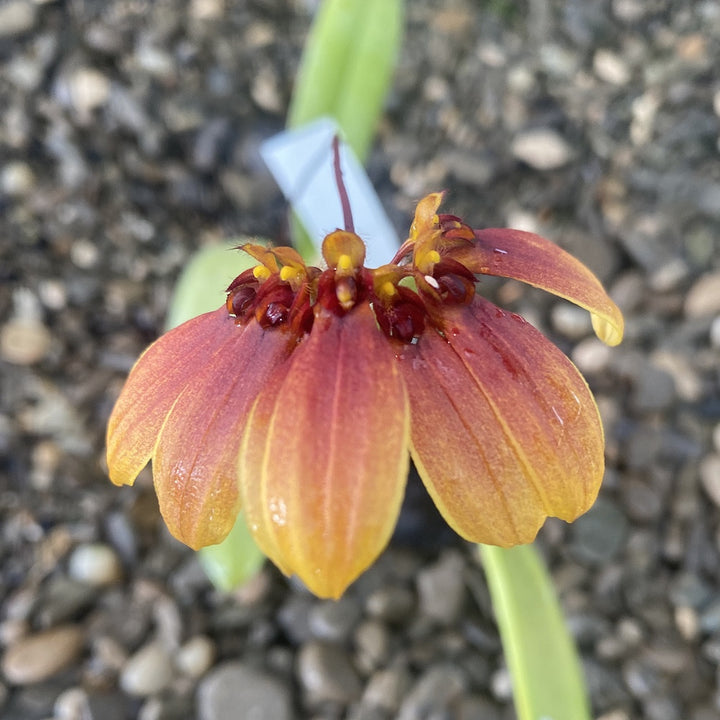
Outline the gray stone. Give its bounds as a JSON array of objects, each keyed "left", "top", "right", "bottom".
[
  {"left": 34, "top": 576, "right": 97, "bottom": 627},
  {"left": 354, "top": 620, "right": 391, "bottom": 675},
  {"left": 85, "top": 692, "right": 130, "bottom": 720},
  {"left": 308, "top": 596, "right": 362, "bottom": 643},
  {"left": 622, "top": 478, "right": 663, "bottom": 523},
  {"left": 297, "top": 641, "right": 362, "bottom": 706},
  {"left": 699, "top": 600, "right": 720, "bottom": 633},
  {"left": 362, "top": 666, "right": 412, "bottom": 714},
  {"left": 397, "top": 664, "right": 466, "bottom": 720},
  {"left": 551, "top": 301, "right": 593, "bottom": 339},
  {"left": 277, "top": 595, "right": 314, "bottom": 644},
  {"left": 569, "top": 499, "right": 628, "bottom": 566},
  {"left": 197, "top": 662, "right": 292, "bottom": 720},
  {"left": 365, "top": 586, "right": 415, "bottom": 623},
  {"left": 456, "top": 695, "right": 503, "bottom": 720},
  {"left": 668, "top": 573, "right": 712, "bottom": 610},
  {"left": 416, "top": 550, "right": 466, "bottom": 626},
  {"left": 631, "top": 364, "right": 676, "bottom": 413}
]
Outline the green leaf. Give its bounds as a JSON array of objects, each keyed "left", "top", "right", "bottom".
[
  {"left": 287, "top": 0, "right": 403, "bottom": 261},
  {"left": 198, "top": 510, "right": 266, "bottom": 592},
  {"left": 165, "top": 242, "right": 261, "bottom": 330},
  {"left": 288, "top": 0, "right": 404, "bottom": 162},
  {"left": 480, "top": 544, "right": 591, "bottom": 720}
]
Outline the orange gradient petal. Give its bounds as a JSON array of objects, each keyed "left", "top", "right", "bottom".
[
  {"left": 153, "top": 321, "right": 292, "bottom": 549},
  {"left": 107, "top": 308, "right": 237, "bottom": 487},
  {"left": 398, "top": 296, "right": 605, "bottom": 547},
  {"left": 457, "top": 228, "right": 624, "bottom": 346},
  {"left": 239, "top": 304, "right": 409, "bottom": 599}
]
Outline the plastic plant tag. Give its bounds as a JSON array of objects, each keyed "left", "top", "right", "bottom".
[{"left": 260, "top": 117, "right": 400, "bottom": 267}]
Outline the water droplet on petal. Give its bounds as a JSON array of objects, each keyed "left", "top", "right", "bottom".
[{"left": 268, "top": 497, "right": 287, "bottom": 527}]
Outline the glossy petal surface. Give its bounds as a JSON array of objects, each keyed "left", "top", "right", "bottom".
[
  {"left": 239, "top": 304, "right": 409, "bottom": 598},
  {"left": 458, "top": 228, "right": 624, "bottom": 346},
  {"left": 154, "top": 321, "right": 292, "bottom": 549},
  {"left": 107, "top": 308, "right": 235, "bottom": 487},
  {"left": 399, "top": 296, "right": 604, "bottom": 547}
]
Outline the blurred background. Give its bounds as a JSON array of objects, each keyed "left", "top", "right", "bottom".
[{"left": 1, "top": 0, "right": 719, "bottom": 718}]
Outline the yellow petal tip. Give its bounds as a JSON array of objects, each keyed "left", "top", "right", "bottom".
[{"left": 591, "top": 313, "right": 624, "bottom": 346}]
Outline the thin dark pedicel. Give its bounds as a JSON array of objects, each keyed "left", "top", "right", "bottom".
[{"left": 332, "top": 135, "right": 355, "bottom": 233}]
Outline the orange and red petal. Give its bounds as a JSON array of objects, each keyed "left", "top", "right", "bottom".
[
  {"left": 239, "top": 303, "right": 409, "bottom": 599},
  {"left": 152, "top": 320, "right": 293, "bottom": 549},
  {"left": 106, "top": 308, "right": 237, "bottom": 488},
  {"left": 398, "top": 296, "right": 605, "bottom": 547},
  {"left": 456, "top": 228, "right": 624, "bottom": 346}
]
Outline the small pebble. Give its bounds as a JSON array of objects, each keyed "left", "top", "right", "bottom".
[
  {"left": 190, "top": 0, "right": 225, "bottom": 20},
  {"left": 569, "top": 499, "right": 628, "bottom": 565},
  {"left": 0, "top": 319, "right": 51, "bottom": 365},
  {"left": 197, "top": 662, "right": 292, "bottom": 720},
  {"left": 1, "top": 625, "right": 84, "bottom": 684},
  {"left": 308, "top": 596, "right": 362, "bottom": 643},
  {"left": 1, "top": 161, "right": 35, "bottom": 196},
  {"left": 572, "top": 337, "right": 612, "bottom": 374},
  {"left": 119, "top": 641, "right": 173, "bottom": 697},
  {"left": 710, "top": 316, "right": 720, "bottom": 349},
  {"left": 365, "top": 586, "right": 415, "bottom": 623},
  {"left": 297, "top": 641, "right": 362, "bottom": 706},
  {"left": 66, "top": 67, "right": 111, "bottom": 116},
  {"left": 685, "top": 271, "right": 720, "bottom": 318},
  {"left": 175, "top": 635, "right": 215, "bottom": 678},
  {"left": 353, "top": 620, "right": 391, "bottom": 675},
  {"left": 68, "top": 543, "right": 123, "bottom": 587},
  {"left": 699, "top": 455, "right": 720, "bottom": 507},
  {"left": 0, "top": 1, "right": 37, "bottom": 37},
  {"left": 593, "top": 49, "right": 631, "bottom": 85},
  {"left": 511, "top": 128, "right": 573, "bottom": 170},
  {"left": 397, "top": 664, "right": 467, "bottom": 720},
  {"left": 551, "top": 302, "right": 593, "bottom": 339},
  {"left": 489, "top": 667, "right": 513, "bottom": 701},
  {"left": 416, "top": 550, "right": 466, "bottom": 626},
  {"left": 54, "top": 687, "right": 89, "bottom": 720},
  {"left": 362, "top": 666, "right": 412, "bottom": 713}
]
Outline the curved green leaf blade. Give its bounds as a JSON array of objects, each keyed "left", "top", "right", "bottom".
[
  {"left": 198, "top": 510, "right": 266, "bottom": 592},
  {"left": 165, "top": 242, "right": 259, "bottom": 330},
  {"left": 480, "top": 544, "right": 591, "bottom": 720},
  {"left": 288, "top": 0, "right": 404, "bottom": 161}
]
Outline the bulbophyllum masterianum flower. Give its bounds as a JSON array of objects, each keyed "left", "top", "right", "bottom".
[{"left": 107, "top": 192, "right": 623, "bottom": 598}]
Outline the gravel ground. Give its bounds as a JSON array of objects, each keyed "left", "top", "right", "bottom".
[{"left": 1, "top": 0, "right": 720, "bottom": 718}]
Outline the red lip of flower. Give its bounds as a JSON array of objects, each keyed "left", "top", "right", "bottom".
[{"left": 107, "top": 192, "right": 623, "bottom": 599}]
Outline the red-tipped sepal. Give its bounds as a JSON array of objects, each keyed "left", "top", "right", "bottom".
[{"left": 398, "top": 296, "right": 605, "bottom": 547}]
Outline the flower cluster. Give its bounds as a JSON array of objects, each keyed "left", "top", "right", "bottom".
[{"left": 107, "top": 193, "right": 623, "bottom": 598}]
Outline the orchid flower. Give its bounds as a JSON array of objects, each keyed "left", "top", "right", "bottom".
[{"left": 107, "top": 189, "right": 622, "bottom": 599}]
